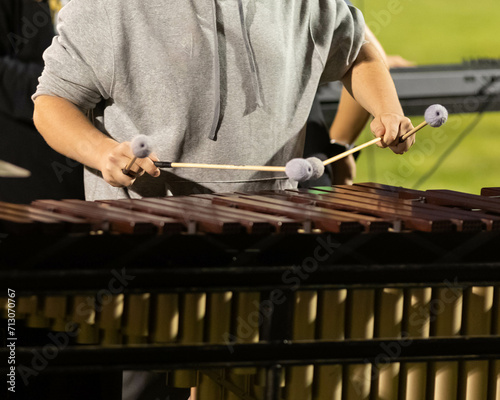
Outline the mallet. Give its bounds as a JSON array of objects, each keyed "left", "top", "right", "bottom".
[
  {"left": 154, "top": 158, "right": 322, "bottom": 183},
  {"left": 122, "top": 105, "right": 447, "bottom": 183},
  {"left": 123, "top": 136, "right": 323, "bottom": 183},
  {"left": 121, "top": 135, "right": 153, "bottom": 177},
  {"left": 323, "top": 104, "right": 448, "bottom": 167}
]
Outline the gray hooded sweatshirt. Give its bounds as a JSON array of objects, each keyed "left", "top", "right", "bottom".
[{"left": 33, "top": 0, "right": 365, "bottom": 200}]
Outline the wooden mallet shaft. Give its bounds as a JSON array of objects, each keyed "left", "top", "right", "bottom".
[
  {"left": 323, "top": 120, "right": 428, "bottom": 167},
  {"left": 122, "top": 157, "right": 138, "bottom": 177},
  {"left": 152, "top": 121, "right": 429, "bottom": 173},
  {"left": 401, "top": 120, "right": 427, "bottom": 141},
  {"left": 154, "top": 161, "right": 285, "bottom": 172}
]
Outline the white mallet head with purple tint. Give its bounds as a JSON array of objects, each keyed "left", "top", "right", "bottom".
[
  {"left": 122, "top": 135, "right": 153, "bottom": 177},
  {"left": 285, "top": 158, "right": 314, "bottom": 182},
  {"left": 131, "top": 135, "right": 153, "bottom": 158},
  {"left": 424, "top": 104, "right": 448, "bottom": 127},
  {"left": 400, "top": 104, "right": 449, "bottom": 142},
  {"left": 306, "top": 157, "right": 325, "bottom": 180}
]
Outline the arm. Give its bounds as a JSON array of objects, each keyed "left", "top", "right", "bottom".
[
  {"left": 340, "top": 41, "right": 414, "bottom": 154},
  {"left": 328, "top": 25, "right": 410, "bottom": 184},
  {"left": 329, "top": 26, "right": 388, "bottom": 142},
  {"left": 32, "top": 0, "right": 159, "bottom": 188},
  {"left": 326, "top": 88, "right": 368, "bottom": 185},
  {"left": 329, "top": 86, "right": 370, "bottom": 146},
  {"left": 33, "top": 95, "right": 160, "bottom": 187},
  {"left": 330, "top": 25, "right": 403, "bottom": 147}
]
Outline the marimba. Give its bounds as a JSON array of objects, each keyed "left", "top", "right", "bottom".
[{"left": 1, "top": 183, "right": 500, "bottom": 400}]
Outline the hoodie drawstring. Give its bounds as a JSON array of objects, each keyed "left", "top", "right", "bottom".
[
  {"left": 207, "top": 1, "right": 221, "bottom": 140},
  {"left": 207, "top": 0, "right": 264, "bottom": 140},
  {"left": 237, "top": 0, "right": 264, "bottom": 109}
]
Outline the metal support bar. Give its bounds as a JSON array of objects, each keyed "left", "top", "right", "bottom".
[{"left": 3, "top": 337, "right": 500, "bottom": 374}]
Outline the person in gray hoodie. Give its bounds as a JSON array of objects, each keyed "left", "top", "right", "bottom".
[
  {"left": 32, "top": 0, "right": 414, "bottom": 201},
  {"left": 30, "top": 2, "right": 415, "bottom": 398}
]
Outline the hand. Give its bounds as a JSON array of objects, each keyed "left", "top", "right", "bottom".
[
  {"left": 330, "top": 155, "right": 356, "bottom": 185},
  {"left": 98, "top": 139, "right": 161, "bottom": 187},
  {"left": 370, "top": 113, "right": 415, "bottom": 154},
  {"left": 386, "top": 55, "right": 416, "bottom": 68}
]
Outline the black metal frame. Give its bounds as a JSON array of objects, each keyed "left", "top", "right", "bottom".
[
  {"left": 4, "top": 337, "right": 500, "bottom": 374},
  {"left": 2, "top": 231, "right": 500, "bottom": 291}
]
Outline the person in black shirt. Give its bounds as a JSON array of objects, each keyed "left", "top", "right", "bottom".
[{"left": 0, "top": 0, "right": 84, "bottom": 204}]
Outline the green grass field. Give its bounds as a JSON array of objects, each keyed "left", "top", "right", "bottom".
[{"left": 350, "top": 0, "right": 500, "bottom": 194}]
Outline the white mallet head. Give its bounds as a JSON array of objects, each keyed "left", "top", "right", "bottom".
[
  {"left": 425, "top": 104, "right": 448, "bottom": 128},
  {"left": 285, "top": 158, "right": 314, "bottom": 182},
  {"left": 131, "top": 135, "right": 153, "bottom": 158},
  {"left": 306, "top": 157, "right": 325, "bottom": 180}
]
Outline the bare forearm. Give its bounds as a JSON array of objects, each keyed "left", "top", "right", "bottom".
[
  {"left": 330, "top": 27, "right": 388, "bottom": 145},
  {"left": 341, "top": 42, "right": 403, "bottom": 118},
  {"left": 329, "top": 87, "right": 370, "bottom": 144},
  {"left": 34, "top": 95, "right": 160, "bottom": 188},
  {"left": 341, "top": 42, "right": 414, "bottom": 153},
  {"left": 33, "top": 95, "right": 117, "bottom": 171}
]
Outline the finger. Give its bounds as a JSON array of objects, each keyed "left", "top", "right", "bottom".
[
  {"left": 106, "top": 142, "right": 137, "bottom": 174},
  {"left": 149, "top": 152, "right": 160, "bottom": 162},
  {"left": 102, "top": 155, "right": 136, "bottom": 187},
  {"left": 136, "top": 156, "right": 161, "bottom": 178},
  {"left": 123, "top": 142, "right": 159, "bottom": 163},
  {"left": 381, "top": 115, "right": 400, "bottom": 147},
  {"left": 106, "top": 152, "right": 135, "bottom": 178},
  {"left": 126, "top": 177, "right": 137, "bottom": 187},
  {"left": 391, "top": 118, "right": 415, "bottom": 154},
  {"left": 121, "top": 178, "right": 137, "bottom": 187},
  {"left": 390, "top": 140, "right": 408, "bottom": 155},
  {"left": 116, "top": 142, "right": 159, "bottom": 177},
  {"left": 370, "top": 118, "right": 387, "bottom": 148},
  {"left": 126, "top": 166, "right": 145, "bottom": 178},
  {"left": 118, "top": 141, "right": 136, "bottom": 160},
  {"left": 107, "top": 173, "right": 136, "bottom": 187},
  {"left": 122, "top": 142, "right": 160, "bottom": 177},
  {"left": 387, "top": 55, "right": 416, "bottom": 68},
  {"left": 108, "top": 162, "right": 137, "bottom": 186}
]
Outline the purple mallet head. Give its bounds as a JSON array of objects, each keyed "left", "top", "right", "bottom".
[
  {"left": 131, "top": 135, "right": 153, "bottom": 158},
  {"left": 306, "top": 157, "right": 325, "bottom": 180},
  {"left": 285, "top": 158, "right": 314, "bottom": 182},
  {"left": 424, "top": 104, "right": 448, "bottom": 128}
]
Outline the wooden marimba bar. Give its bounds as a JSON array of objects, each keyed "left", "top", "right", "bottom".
[{"left": 1, "top": 183, "right": 500, "bottom": 400}]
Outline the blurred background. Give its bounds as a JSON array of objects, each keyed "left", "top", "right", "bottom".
[{"left": 351, "top": 0, "right": 500, "bottom": 194}]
